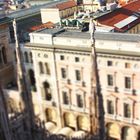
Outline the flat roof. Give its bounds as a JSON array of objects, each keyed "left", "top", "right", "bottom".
[
  {"left": 35, "top": 27, "right": 140, "bottom": 42},
  {"left": 58, "top": 30, "right": 140, "bottom": 42},
  {"left": 7, "top": 0, "right": 67, "bottom": 20},
  {"left": 36, "top": 28, "right": 65, "bottom": 35}
]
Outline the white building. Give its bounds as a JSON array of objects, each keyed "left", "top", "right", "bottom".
[{"left": 23, "top": 28, "right": 140, "bottom": 139}]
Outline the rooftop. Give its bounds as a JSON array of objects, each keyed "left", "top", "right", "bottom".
[
  {"left": 96, "top": 0, "right": 140, "bottom": 32},
  {"left": 35, "top": 27, "right": 140, "bottom": 42},
  {"left": 36, "top": 28, "right": 65, "bottom": 35},
  {"left": 53, "top": 0, "right": 77, "bottom": 10},
  {"left": 7, "top": 0, "right": 67, "bottom": 20}
]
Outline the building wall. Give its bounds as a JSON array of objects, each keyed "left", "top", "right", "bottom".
[
  {"left": 127, "top": 23, "right": 140, "bottom": 34},
  {"left": 24, "top": 30, "right": 140, "bottom": 138},
  {"left": 0, "top": 24, "right": 15, "bottom": 88},
  {"left": 41, "top": 8, "right": 60, "bottom": 24},
  {"left": 98, "top": 53, "right": 140, "bottom": 139},
  {"left": 41, "top": 6, "right": 77, "bottom": 24}
]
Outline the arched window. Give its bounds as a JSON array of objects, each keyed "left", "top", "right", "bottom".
[
  {"left": 24, "top": 52, "right": 29, "bottom": 63},
  {"left": 29, "top": 52, "right": 33, "bottom": 63},
  {"left": 2, "top": 47, "right": 7, "bottom": 64},
  {"left": 43, "top": 81, "right": 52, "bottom": 100},
  {"left": 39, "top": 62, "right": 44, "bottom": 74},
  {"left": 28, "top": 69, "right": 36, "bottom": 91},
  {"left": 45, "top": 63, "right": 50, "bottom": 75}
]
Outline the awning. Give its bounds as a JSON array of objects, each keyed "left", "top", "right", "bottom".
[
  {"left": 45, "top": 122, "right": 56, "bottom": 132},
  {"left": 72, "top": 130, "right": 86, "bottom": 138},
  {"left": 57, "top": 127, "right": 74, "bottom": 137}
]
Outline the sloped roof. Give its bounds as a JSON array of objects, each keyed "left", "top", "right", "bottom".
[
  {"left": 54, "top": 0, "right": 77, "bottom": 10},
  {"left": 96, "top": 0, "right": 140, "bottom": 32},
  {"left": 29, "top": 21, "right": 54, "bottom": 31}
]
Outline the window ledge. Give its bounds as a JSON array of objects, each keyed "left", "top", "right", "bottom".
[
  {"left": 124, "top": 89, "right": 136, "bottom": 95},
  {"left": 123, "top": 117, "right": 133, "bottom": 123},
  {"left": 105, "top": 114, "right": 116, "bottom": 120},
  {"left": 106, "top": 86, "right": 114, "bottom": 91},
  {"left": 62, "top": 104, "right": 71, "bottom": 109}
]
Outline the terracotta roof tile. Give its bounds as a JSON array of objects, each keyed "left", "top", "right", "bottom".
[
  {"left": 97, "top": 0, "right": 140, "bottom": 32},
  {"left": 29, "top": 22, "right": 54, "bottom": 31},
  {"left": 54, "top": 0, "right": 77, "bottom": 10}
]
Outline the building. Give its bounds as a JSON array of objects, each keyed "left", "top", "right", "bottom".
[
  {"left": 23, "top": 27, "right": 140, "bottom": 139},
  {"left": 94, "top": 0, "right": 140, "bottom": 33},
  {"left": 41, "top": 0, "right": 77, "bottom": 24},
  {"left": 0, "top": 3, "right": 15, "bottom": 88},
  {"left": 78, "top": 0, "right": 101, "bottom": 12},
  {"left": 24, "top": 28, "right": 99, "bottom": 137}
]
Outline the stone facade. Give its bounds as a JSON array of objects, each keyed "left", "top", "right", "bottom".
[{"left": 23, "top": 28, "right": 140, "bottom": 139}]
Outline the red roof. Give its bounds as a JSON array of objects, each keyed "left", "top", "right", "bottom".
[
  {"left": 97, "top": 0, "right": 140, "bottom": 32},
  {"left": 29, "top": 22, "right": 54, "bottom": 31},
  {"left": 54, "top": 0, "right": 77, "bottom": 10}
]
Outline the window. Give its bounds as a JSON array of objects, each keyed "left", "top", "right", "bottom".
[
  {"left": 60, "top": 55, "right": 64, "bottom": 60},
  {"left": 43, "top": 82, "right": 52, "bottom": 101},
  {"left": 0, "top": 47, "right": 7, "bottom": 65},
  {"left": 107, "top": 74, "right": 113, "bottom": 86},
  {"left": 28, "top": 69, "right": 36, "bottom": 91},
  {"left": 125, "top": 62, "right": 131, "bottom": 68},
  {"left": 0, "top": 50, "right": 2, "bottom": 64},
  {"left": 75, "top": 57, "right": 79, "bottom": 62},
  {"left": 75, "top": 70, "right": 81, "bottom": 81},
  {"left": 107, "top": 60, "right": 113, "bottom": 66},
  {"left": 14, "top": 51, "right": 17, "bottom": 62},
  {"left": 2, "top": 47, "right": 7, "bottom": 64},
  {"left": 125, "top": 77, "right": 131, "bottom": 89},
  {"left": 62, "top": 91, "right": 69, "bottom": 105},
  {"left": 61, "top": 68, "right": 67, "bottom": 79},
  {"left": 39, "top": 62, "right": 44, "bottom": 74},
  {"left": 124, "top": 103, "right": 131, "bottom": 118},
  {"left": 77, "top": 94, "right": 83, "bottom": 108},
  {"left": 107, "top": 100, "right": 114, "bottom": 114},
  {"left": 45, "top": 63, "right": 50, "bottom": 75},
  {"left": 29, "top": 52, "right": 33, "bottom": 63},
  {"left": 24, "top": 52, "right": 29, "bottom": 63}
]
